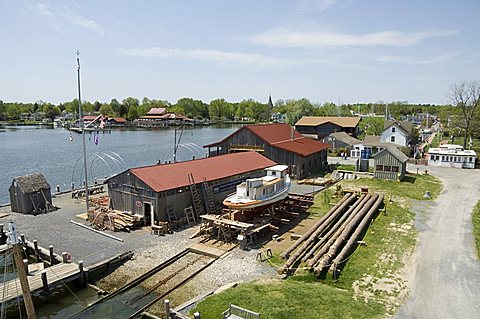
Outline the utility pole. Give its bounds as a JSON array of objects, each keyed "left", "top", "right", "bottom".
[
  {"left": 7, "top": 222, "right": 36, "bottom": 319},
  {"left": 77, "top": 50, "right": 89, "bottom": 211}
]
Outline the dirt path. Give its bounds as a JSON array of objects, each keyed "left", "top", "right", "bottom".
[{"left": 396, "top": 165, "right": 480, "bottom": 319}]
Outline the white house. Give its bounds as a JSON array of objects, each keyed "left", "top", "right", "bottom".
[
  {"left": 380, "top": 121, "right": 413, "bottom": 147},
  {"left": 428, "top": 144, "right": 477, "bottom": 169}
]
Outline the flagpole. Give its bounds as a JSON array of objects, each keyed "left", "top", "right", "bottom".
[{"left": 77, "top": 50, "right": 90, "bottom": 212}]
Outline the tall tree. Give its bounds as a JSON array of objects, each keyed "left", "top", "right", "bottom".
[
  {"left": 110, "top": 98, "right": 121, "bottom": 116},
  {"left": 122, "top": 97, "right": 139, "bottom": 118},
  {"left": 449, "top": 80, "right": 480, "bottom": 148},
  {"left": 285, "top": 98, "right": 315, "bottom": 124}
]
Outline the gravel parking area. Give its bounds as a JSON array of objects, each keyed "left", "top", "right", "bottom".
[
  {"left": 0, "top": 192, "right": 276, "bottom": 307},
  {"left": 0, "top": 193, "right": 189, "bottom": 266}
]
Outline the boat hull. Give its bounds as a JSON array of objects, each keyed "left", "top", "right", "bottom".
[{"left": 223, "top": 183, "right": 291, "bottom": 210}]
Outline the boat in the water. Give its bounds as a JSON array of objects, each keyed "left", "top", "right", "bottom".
[{"left": 223, "top": 165, "right": 291, "bottom": 210}]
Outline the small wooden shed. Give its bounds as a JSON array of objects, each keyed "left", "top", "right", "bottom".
[
  {"left": 373, "top": 147, "right": 408, "bottom": 181},
  {"left": 9, "top": 173, "right": 53, "bottom": 214}
]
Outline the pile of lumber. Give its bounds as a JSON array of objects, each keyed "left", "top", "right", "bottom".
[
  {"left": 277, "top": 192, "right": 384, "bottom": 278},
  {"left": 87, "top": 208, "right": 141, "bottom": 232},
  {"left": 90, "top": 196, "right": 110, "bottom": 207}
]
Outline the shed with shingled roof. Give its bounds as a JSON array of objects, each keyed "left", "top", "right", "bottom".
[{"left": 9, "top": 173, "right": 53, "bottom": 214}]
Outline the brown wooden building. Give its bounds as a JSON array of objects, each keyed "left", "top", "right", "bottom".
[
  {"left": 204, "top": 123, "right": 329, "bottom": 179},
  {"left": 295, "top": 116, "right": 361, "bottom": 140},
  {"left": 107, "top": 152, "right": 276, "bottom": 225}
]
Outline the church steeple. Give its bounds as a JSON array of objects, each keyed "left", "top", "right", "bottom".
[{"left": 268, "top": 95, "right": 273, "bottom": 108}]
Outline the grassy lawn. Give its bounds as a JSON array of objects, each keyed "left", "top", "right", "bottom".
[
  {"left": 473, "top": 201, "right": 480, "bottom": 259},
  {"left": 193, "top": 280, "right": 384, "bottom": 319},
  {"left": 335, "top": 163, "right": 374, "bottom": 173},
  {"left": 192, "top": 174, "right": 442, "bottom": 319},
  {"left": 340, "top": 173, "right": 442, "bottom": 201}
]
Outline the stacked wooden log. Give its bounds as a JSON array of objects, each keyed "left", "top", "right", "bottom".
[
  {"left": 89, "top": 196, "right": 110, "bottom": 208},
  {"left": 277, "top": 192, "right": 384, "bottom": 278},
  {"left": 87, "top": 208, "right": 141, "bottom": 232}
]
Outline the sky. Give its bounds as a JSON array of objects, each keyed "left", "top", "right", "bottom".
[{"left": 1, "top": 0, "right": 479, "bottom": 105}]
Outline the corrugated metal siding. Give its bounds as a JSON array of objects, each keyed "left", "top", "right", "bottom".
[{"left": 108, "top": 167, "right": 269, "bottom": 222}]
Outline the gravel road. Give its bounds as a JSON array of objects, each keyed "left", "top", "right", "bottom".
[{"left": 396, "top": 165, "right": 480, "bottom": 319}]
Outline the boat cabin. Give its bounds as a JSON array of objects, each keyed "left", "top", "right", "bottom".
[{"left": 236, "top": 165, "right": 289, "bottom": 201}]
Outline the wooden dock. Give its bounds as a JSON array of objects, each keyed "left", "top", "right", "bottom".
[{"left": 0, "top": 263, "right": 81, "bottom": 306}]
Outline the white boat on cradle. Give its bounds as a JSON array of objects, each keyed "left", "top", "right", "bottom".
[{"left": 223, "top": 165, "right": 291, "bottom": 210}]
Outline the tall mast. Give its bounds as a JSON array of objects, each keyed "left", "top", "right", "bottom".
[
  {"left": 77, "top": 50, "right": 90, "bottom": 211},
  {"left": 8, "top": 222, "right": 36, "bottom": 319}
]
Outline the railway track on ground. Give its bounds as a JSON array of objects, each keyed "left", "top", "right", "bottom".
[{"left": 69, "top": 248, "right": 218, "bottom": 319}]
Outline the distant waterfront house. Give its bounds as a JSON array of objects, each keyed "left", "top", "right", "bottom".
[
  {"left": 373, "top": 147, "right": 408, "bottom": 181},
  {"left": 380, "top": 120, "right": 413, "bottom": 147},
  {"left": 204, "top": 123, "right": 329, "bottom": 179},
  {"left": 428, "top": 144, "right": 477, "bottom": 169},
  {"left": 295, "top": 116, "right": 361, "bottom": 140},
  {"left": 271, "top": 112, "right": 287, "bottom": 123},
  {"left": 29, "top": 112, "right": 45, "bottom": 121},
  {"left": 322, "top": 131, "right": 361, "bottom": 153},
  {"left": 9, "top": 173, "right": 52, "bottom": 214},
  {"left": 136, "top": 107, "right": 187, "bottom": 127}
]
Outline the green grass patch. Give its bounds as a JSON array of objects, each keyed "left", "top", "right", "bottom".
[
  {"left": 191, "top": 176, "right": 442, "bottom": 318},
  {"left": 340, "top": 173, "right": 442, "bottom": 201},
  {"left": 193, "top": 280, "right": 385, "bottom": 319},
  {"left": 472, "top": 201, "right": 480, "bottom": 259},
  {"left": 335, "top": 164, "right": 374, "bottom": 173}
]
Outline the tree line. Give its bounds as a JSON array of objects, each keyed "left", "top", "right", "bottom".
[
  {"left": 1, "top": 80, "right": 479, "bottom": 146},
  {"left": 0, "top": 96, "right": 450, "bottom": 123}
]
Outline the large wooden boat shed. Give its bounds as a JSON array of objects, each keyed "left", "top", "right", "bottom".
[
  {"left": 9, "top": 173, "right": 52, "bottom": 214},
  {"left": 107, "top": 152, "right": 276, "bottom": 225},
  {"left": 204, "top": 123, "right": 329, "bottom": 179},
  {"left": 295, "top": 116, "right": 361, "bottom": 140}
]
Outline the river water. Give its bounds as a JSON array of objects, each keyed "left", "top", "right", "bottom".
[{"left": 0, "top": 125, "right": 239, "bottom": 205}]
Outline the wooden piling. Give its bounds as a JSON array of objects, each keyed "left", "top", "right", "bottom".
[
  {"left": 280, "top": 193, "right": 352, "bottom": 260},
  {"left": 20, "top": 233, "right": 25, "bottom": 246},
  {"left": 41, "top": 270, "right": 49, "bottom": 294},
  {"left": 329, "top": 194, "right": 384, "bottom": 278},
  {"left": 23, "top": 259, "right": 29, "bottom": 275},
  {"left": 313, "top": 193, "right": 379, "bottom": 276},
  {"left": 277, "top": 193, "right": 357, "bottom": 274},
  {"left": 62, "top": 252, "right": 69, "bottom": 263},
  {"left": 33, "top": 240, "right": 40, "bottom": 262},
  {"left": 79, "top": 260, "right": 85, "bottom": 287},
  {"left": 49, "top": 245, "right": 54, "bottom": 266},
  {"left": 164, "top": 299, "right": 171, "bottom": 318},
  {"left": 193, "top": 312, "right": 201, "bottom": 319}
]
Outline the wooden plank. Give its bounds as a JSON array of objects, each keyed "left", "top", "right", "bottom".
[
  {"left": 188, "top": 243, "right": 227, "bottom": 258},
  {"left": 200, "top": 214, "right": 254, "bottom": 229},
  {"left": 0, "top": 263, "right": 80, "bottom": 303}
]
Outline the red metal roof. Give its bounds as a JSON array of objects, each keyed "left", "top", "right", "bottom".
[
  {"left": 113, "top": 117, "right": 127, "bottom": 123},
  {"left": 130, "top": 152, "right": 276, "bottom": 192},
  {"left": 204, "top": 123, "right": 329, "bottom": 157}
]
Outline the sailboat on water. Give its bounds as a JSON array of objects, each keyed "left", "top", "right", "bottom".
[{"left": 223, "top": 165, "right": 291, "bottom": 210}]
